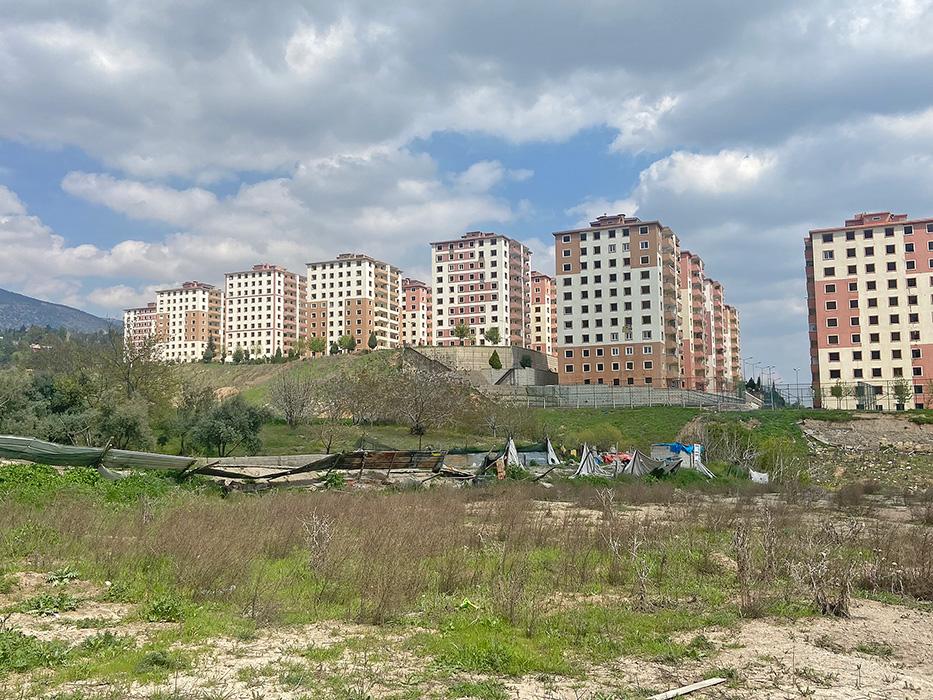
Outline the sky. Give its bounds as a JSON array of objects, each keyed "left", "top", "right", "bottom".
[{"left": 2, "top": 1, "right": 933, "bottom": 384}]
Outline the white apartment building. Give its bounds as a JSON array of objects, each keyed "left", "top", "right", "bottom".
[
  {"left": 123, "top": 302, "right": 159, "bottom": 354},
  {"left": 153, "top": 282, "right": 224, "bottom": 362},
  {"left": 401, "top": 278, "right": 433, "bottom": 347},
  {"left": 430, "top": 231, "right": 532, "bottom": 347},
  {"left": 306, "top": 253, "right": 402, "bottom": 349},
  {"left": 224, "top": 264, "right": 305, "bottom": 359}
]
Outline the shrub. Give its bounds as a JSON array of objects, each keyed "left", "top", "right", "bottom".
[
  {"left": 488, "top": 351, "right": 502, "bottom": 370},
  {"left": 141, "top": 594, "right": 187, "bottom": 622}
]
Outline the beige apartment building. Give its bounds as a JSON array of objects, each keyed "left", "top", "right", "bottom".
[
  {"left": 306, "top": 253, "right": 402, "bottom": 350},
  {"left": 554, "top": 215, "right": 683, "bottom": 386},
  {"left": 430, "top": 231, "right": 532, "bottom": 347},
  {"left": 123, "top": 302, "right": 159, "bottom": 354},
  {"left": 152, "top": 281, "right": 223, "bottom": 362},
  {"left": 530, "top": 271, "right": 557, "bottom": 356},
  {"left": 554, "top": 214, "right": 741, "bottom": 389},
  {"left": 224, "top": 264, "right": 305, "bottom": 359},
  {"left": 806, "top": 211, "right": 933, "bottom": 409},
  {"left": 401, "top": 278, "right": 433, "bottom": 347},
  {"left": 724, "top": 304, "right": 741, "bottom": 388}
]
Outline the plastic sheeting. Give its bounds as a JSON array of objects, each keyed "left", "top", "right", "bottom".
[
  {"left": 503, "top": 437, "right": 521, "bottom": 467},
  {"left": 0, "top": 435, "right": 197, "bottom": 472},
  {"left": 544, "top": 437, "right": 560, "bottom": 466}
]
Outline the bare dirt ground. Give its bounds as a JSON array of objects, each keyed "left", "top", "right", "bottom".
[
  {"left": 3, "top": 497, "right": 931, "bottom": 700},
  {"left": 801, "top": 415, "right": 933, "bottom": 454}
]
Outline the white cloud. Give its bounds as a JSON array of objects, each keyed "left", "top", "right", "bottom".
[
  {"left": 637, "top": 150, "right": 777, "bottom": 195},
  {"left": 565, "top": 198, "right": 640, "bottom": 228},
  {"left": 0, "top": 185, "right": 26, "bottom": 215}
]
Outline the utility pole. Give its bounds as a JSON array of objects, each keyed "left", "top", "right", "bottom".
[{"left": 793, "top": 367, "right": 800, "bottom": 407}]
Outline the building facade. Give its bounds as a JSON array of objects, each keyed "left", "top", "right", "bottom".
[
  {"left": 306, "top": 253, "right": 402, "bottom": 350},
  {"left": 530, "top": 271, "right": 557, "bottom": 356},
  {"left": 152, "top": 282, "right": 224, "bottom": 362},
  {"left": 806, "top": 211, "right": 933, "bottom": 409},
  {"left": 224, "top": 264, "right": 305, "bottom": 359},
  {"left": 725, "top": 304, "right": 742, "bottom": 388},
  {"left": 679, "top": 252, "right": 710, "bottom": 390},
  {"left": 430, "top": 231, "right": 532, "bottom": 347},
  {"left": 554, "top": 215, "right": 683, "bottom": 387},
  {"left": 400, "top": 278, "right": 433, "bottom": 347},
  {"left": 123, "top": 302, "right": 159, "bottom": 354}
]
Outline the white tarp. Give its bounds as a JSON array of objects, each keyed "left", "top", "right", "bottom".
[
  {"left": 750, "top": 469, "right": 770, "bottom": 484},
  {"left": 545, "top": 437, "right": 560, "bottom": 466},
  {"left": 504, "top": 436, "right": 521, "bottom": 467}
]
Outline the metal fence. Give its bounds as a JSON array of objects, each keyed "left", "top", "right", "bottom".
[
  {"left": 769, "top": 380, "right": 931, "bottom": 411},
  {"left": 488, "top": 384, "right": 752, "bottom": 409}
]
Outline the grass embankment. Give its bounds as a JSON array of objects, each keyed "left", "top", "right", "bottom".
[{"left": 2, "top": 465, "right": 932, "bottom": 697}]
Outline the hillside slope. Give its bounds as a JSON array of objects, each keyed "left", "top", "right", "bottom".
[{"left": 0, "top": 288, "right": 116, "bottom": 332}]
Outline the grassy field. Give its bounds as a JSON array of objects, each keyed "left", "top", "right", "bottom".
[{"left": 1, "top": 465, "right": 932, "bottom": 698}]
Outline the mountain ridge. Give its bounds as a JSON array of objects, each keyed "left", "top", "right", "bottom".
[{"left": 0, "top": 287, "right": 118, "bottom": 333}]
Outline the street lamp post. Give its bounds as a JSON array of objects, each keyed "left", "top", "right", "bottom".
[{"left": 766, "top": 365, "right": 775, "bottom": 409}]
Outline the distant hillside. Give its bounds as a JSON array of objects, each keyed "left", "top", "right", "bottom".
[{"left": 0, "top": 288, "right": 117, "bottom": 333}]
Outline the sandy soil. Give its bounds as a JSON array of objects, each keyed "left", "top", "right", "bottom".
[{"left": 801, "top": 415, "right": 933, "bottom": 453}]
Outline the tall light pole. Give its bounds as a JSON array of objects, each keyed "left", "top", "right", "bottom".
[
  {"left": 743, "top": 356, "right": 754, "bottom": 381},
  {"left": 793, "top": 367, "right": 800, "bottom": 407},
  {"left": 766, "top": 365, "right": 775, "bottom": 409}
]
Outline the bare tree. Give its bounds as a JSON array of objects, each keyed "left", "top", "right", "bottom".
[
  {"left": 308, "top": 375, "right": 351, "bottom": 453},
  {"left": 389, "top": 367, "right": 471, "bottom": 449},
  {"left": 269, "top": 371, "right": 314, "bottom": 427}
]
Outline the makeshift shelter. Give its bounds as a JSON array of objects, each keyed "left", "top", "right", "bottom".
[
  {"left": 651, "top": 442, "right": 714, "bottom": 479},
  {"left": 571, "top": 443, "right": 617, "bottom": 478},
  {"left": 618, "top": 449, "right": 672, "bottom": 477},
  {"left": 544, "top": 437, "right": 560, "bottom": 466},
  {"left": 504, "top": 436, "right": 522, "bottom": 467}
]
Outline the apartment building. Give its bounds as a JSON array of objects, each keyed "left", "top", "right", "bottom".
[
  {"left": 224, "top": 264, "right": 305, "bottom": 359},
  {"left": 430, "top": 231, "right": 532, "bottom": 347},
  {"left": 707, "top": 279, "right": 728, "bottom": 390},
  {"left": 123, "top": 302, "right": 159, "bottom": 354},
  {"left": 530, "top": 271, "right": 557, "bottom": 356},
  {"left": 679, "top": 252, "right": 710, "bottom": 390},
  {"left": 400, "top": 278, "right": 432, "bottom": 347},
  {"left": 806, "top": 211, "right": 933, "bottom": 409},
  {"left": 554, "top": 214, "right": 683, "bottom": 387},
  {"left": 724, "top": 304, "right": 741, "bottom": 388},
  {"left": 306, "top": 253, "right": 402, "bottom": 349},
  {"left": 152, "top": 282, "right": 223, "bottom": 362}
]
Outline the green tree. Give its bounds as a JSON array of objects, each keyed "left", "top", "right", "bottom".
[
  {"left": 890, "top": 377, "right": 913, "bottom": 410},
  {"left": 202, "top": 335, "right": 216, "bottom": 363},
  {"left": 309, "top": 337, "right": 327, "bottom": 356},
  {"left": 830, "top": 381, "right": 850, "bottom": 409},
  {"left": 232, "top": 344, "right": 244, "bottom": 364},
  {"left": 191, "top": 395, "right": 268, "bottom": 457},
  {"left": 488, "top": 350, "right": 502, "bottom": 370},
  {"left": 367, "top": 331, "right": 378, "bottom": 350},
  {"left": 165, "top": 383, "right": 216, "bottom": 454},
  {"left": 483, "top": 327, "right": 501, "bottom": 345},
  {"left": 273, "top": 347, "right": 284, "bottom": 363},
  {"left": 338, "top": 335, "right": 357, "bottom": 353},
  {"left": 453, "top": 323, "right": 471, "bottom": 346},
  {"left": 93, "top": 397, "right": 154, "bottom": 450},
  {"left": 330, "top": 341, "right": 340, "bottom": 356}
]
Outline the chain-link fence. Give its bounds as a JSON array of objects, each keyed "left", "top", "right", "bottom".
[{"left": 770, "top": 380, "right": 931, "bottom": 411}]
